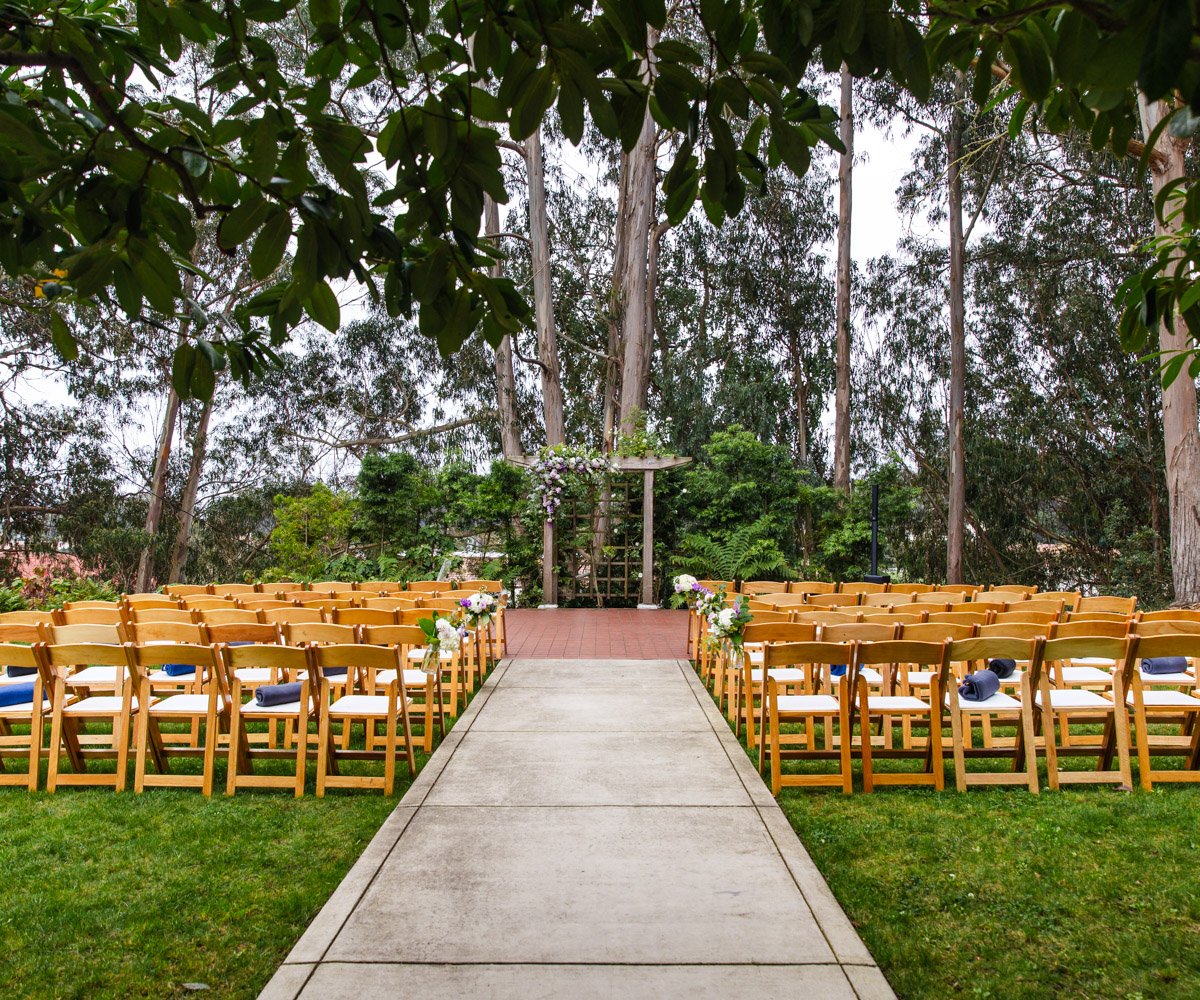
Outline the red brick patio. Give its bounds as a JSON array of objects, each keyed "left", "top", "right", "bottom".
[{"left": 503, "top": 608, "right": 689, "bottom": 659}]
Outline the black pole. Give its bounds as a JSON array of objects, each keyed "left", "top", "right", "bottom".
[{"left": 870, "top": 484, "right": 879, "bottom": 576}]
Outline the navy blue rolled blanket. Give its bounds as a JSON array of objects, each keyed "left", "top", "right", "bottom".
[
  {"left": 0, "top": 682, "right": 45, "bottom": 707},
  {"left": 959, "top": 669, "right": 1000, "bottom": 702},
  {"left": 1142, "top": 657, "right": 1190, "bottom": 676},
  {"left": 5, "top": 666, "right": 36, "bottom": 677},
  {"left": 830, "top": 664, "right": 847, "bottom": 677},
  {"left": 988, "top": 658, "right": 1016, "bottom": 679},
  {"left": 255, "top": 681, "right": 303, "bottom": 707},
  {"left": 162, "top": 663, "right": 195, "bottom": 677}
]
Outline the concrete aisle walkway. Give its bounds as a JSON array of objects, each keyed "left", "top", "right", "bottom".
[{"left": 261, "top": 659, "right": 894, "bottom": 1000}]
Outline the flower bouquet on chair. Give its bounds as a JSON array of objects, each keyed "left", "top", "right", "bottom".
[
  {"left": 417, "top": 612, "right": 469, "bottom": 674},
  {"left": 706, "top": 595, "right": 753, "bottom": 657}
]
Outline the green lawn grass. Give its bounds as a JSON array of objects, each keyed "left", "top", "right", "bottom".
[
  {"left": 0, "top": 694, "right": 453, "bottom": 998},
  {"left": 735, "top": 709, "right": 1200, "bottom": 999}
]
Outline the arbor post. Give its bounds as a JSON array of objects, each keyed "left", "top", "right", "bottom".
[
  {"left": 540, "top": 519, "right": 558, "bottom": 608},
  {"left": 639, "top": 470, "right": 656, "bottom": 608}
]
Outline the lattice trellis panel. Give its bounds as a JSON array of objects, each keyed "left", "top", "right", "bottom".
[{"left": 555, "top": 475, "right": 644, "bottom": 607}]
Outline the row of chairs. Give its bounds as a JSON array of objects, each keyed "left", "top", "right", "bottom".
[
  {"left": 161, "top": 579, "right": 500, "bottom": 598},
  {"left": 1, "top": 601, "right": 509, "bottom": 655},
  {"left": 0, "top": 619, "right": 503, "bottom": 794},
  {"left": 725, "top": 579, "right": 1113, "bottom": 604},
  {"left": 746, "top": 632, "right": 1198, "bottom": 795},
  {"left": 735, "top": 588, "right": 1134, "bottom": 616}
]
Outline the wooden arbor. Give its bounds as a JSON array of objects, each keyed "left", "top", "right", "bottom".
[{"left": 512, "top": 455, "right": 691, "bottom": 608}]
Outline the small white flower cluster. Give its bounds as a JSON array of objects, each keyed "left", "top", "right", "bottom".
[
  {"left": 528, "top": 446, "right": 614, "bottom": 521},
  {"left": 673, "top": 573, "right": 698, "bottom": 593},
  {"left": 435, "top": 616, "right": 467, "bottom": 648}
]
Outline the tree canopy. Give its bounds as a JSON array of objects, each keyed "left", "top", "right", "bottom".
[{"left": 4, "top": 0, "right": 1198, "bottom": 399}]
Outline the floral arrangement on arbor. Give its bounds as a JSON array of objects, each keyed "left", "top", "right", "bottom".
[
  {"left": 458, "top": 589, "right": 498, "bottom": 629},
  {"left": 528, "top": 444, "right": 614, "bottom": 521}
]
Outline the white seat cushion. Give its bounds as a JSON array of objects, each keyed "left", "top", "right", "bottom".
[
  {"left": 328, "top": 694, "right": 391, "bottom": 717},
  {"left": 1132, "top": 690, "right": 1200, "bottom": 709},
  {"left": 858, "top": 667, "right": 883, "bottom": 686},
  {"left": 1070, "top": 657, "right": 1116, "bottom": 667},
  {"left": 777, "top": 694, "right": 840, "bottom": 714},
  {"left": 1036, "top": 690, "right": 1112, "bottom": 711},
  {"left": 64, "top": 696, "right": 138, "bottom": 715},
  {"left": 0, "top": 672, "right": 39, "bottom": 686},
  {"left": 234, "top": 667, "right": 273, "bottom": 684},
  {"left": 239, "top": 698, "right": 303, "bottom": 716},
  {"left": 376, "top": 669, "right": 434, "bottom": 687},
  {"left": 864, "top": 695, "right": 929, "bottom": 712},
  {"left": 0, "top": 698, "right": 42, "bottom": 716},
  {"left": 957, "top": 691, "right": 1023, "bottom": 713},
  {"left": 66, "top": 666, "right": 123, "bottom": 687},
  {"left": 906, "top": 670, "right": 934, "bottom": 687},
  {"left": 766, "top": 667, "right": 806, "bottom": 683},
  {"left": 1059, "top": 666, "right": 1112, "bottom": 685},
  {"left": 1138, "top": 669, "right": 1195, "bottom": 685},
  {"left": 149, "top": 694, "right": 227, "bottom": 715}
]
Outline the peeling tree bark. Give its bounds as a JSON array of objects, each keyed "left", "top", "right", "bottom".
[
  {"left": 167, "top": 395, "right": 213, "bottom": 583},
  {"left": 525, "top": 127, "right": 565, "bottom": 446},
  {"left": 833, "top": 63, "right": 853, "bottom": 493},
  {"left": 616, "top": 28, "right": 659, "bottom": 436},
  {"left": 485, "top": 193, "right": 523, "bottom": 459},
  {"left": 946, "top": 71, "right": 968, "bottom": 585},
  {"left": 1139, "top": 95, "right": 1200, "bottom": 604}
]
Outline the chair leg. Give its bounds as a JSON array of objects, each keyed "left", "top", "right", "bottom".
[
  {"left": 423, "top": 678, "right": 435, "bottom": 753},
  {"left": 384, "top": 702, "right": 398, "bottom": 796},
  {"left": 768, "top": 680, "right": 782, "bottom": 796},
  {"left": 1110, "top": 676, "right": 1133, "bottom": 790},
  {"left": 1130, "top": 687, "right": 1153, "bottom": 791},
  {"left": 949, "top": 703, "right": 967, "bottom": 793},
  {"left": 316, "top": 708, "right": 331, "bottom": 797},
  {"left": 114, "top": 695, "right": 132, "bottom": 793},
  {"left": 28, "top": 694, "right": 43, "bottom": 792},
  {"left": 226, "top": 710, "right": 243, "bottom": 797},
  {"left": 134, "top": 703, "right": 151, "bottom": 794},
  {"left": 295, "top": 701, "right": 309, "bottom": 798},
  {"left": 47, "top": 685, "right": 65, "bottom": 793},
  {"left": 201, "top": 704, "right": 219, "bottom": 798},
  {"left": 839, "top": 693, "right": 852, "bottom": 795},
  {"left": 857, "top": 679, "right": 873, "bottom": 793}
]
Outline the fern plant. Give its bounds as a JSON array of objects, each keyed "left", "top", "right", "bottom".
[{"left": 672, "top": 518, "right": 791, "bottom": 585}]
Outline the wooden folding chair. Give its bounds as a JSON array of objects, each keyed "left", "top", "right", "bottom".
[
  {"left": 406, "top": 581, "right": 443, "bottom": 594},
  {"left": 312, "top": 644, "right": 416, "bottom": 795},
  {"left": 262, "top": 606, "right": 325, "bottom": 626},
  {"left": 1036, "top": 636, "right": 1133, "bottom": 790},
  {"left": 1, "top": 611, "right": 51, "bottom": 626},
  {"left": 130, "top": 643, "right": 228, "bottom": 795},
  {"left": 42, "top": 642, "right": 142, "bottom": 792},
  {"left": 38, "top": 623, "right": 127, "bottom": 694},
  {"left": 224, "top": 643, "right": 313, "bottom": 796},
  {"left": 821, "top": 622, "right": 897, "bottom": 699},
  {"left": 840, "top": 581, "right": 887, "bottom": 595},
  {"left": 356, "top": 581, "right": 404, "bottom": 594},
  {"left": 359, "top": 625, "right": 444, "bottom": 752},
  {"left": 738, "top": 622, "right": 817, "bottom": 743},
  {"left": 989, "top": 584, "right": 1037, "bottom": 596},
  {"left": 927, "top": 610, "right": 991, "bottom": 627},
  {"left": 788, "top": 580, "right": 835, "bottom": 595},
  {"left": 1139, "top": 609, "right": 1200, "bottom": 623},
  {"left": 1132, "top": 619, "right": 1200, "bottom": 637},
  {"left": 741, "top": 580, "right": 789, "bottom": 595},
  {"left": 854, "top": 640, "right": 951, "bottom": 791},
  {"left": 895, "top": 621, "right": 976, "bottom": 748},
  {"left": 199, "top": 608, "right": 261, "bottom": 626},
  {"left": 54, "top": 606, "right": 123, "bottom": 626},
  {"left": 212, "top": 583, "right": 259, "bottom": 598},
  {"left": 333, "top": 607, "right": 397, "bottom": 627},
  {"left": 1038, "top": 590, "right": 1081, "bottom": 610},
  {"left": 1076, "top": 595, "right": 1136, "bottom": 616},
  {"left": 395, "top": 610, "right": 464, "bottom": 715},
  {"left": 164, "top": 585, "right": 212, "bottom": 598},
  {"left": 0, "top": 643, "right": 48, "bottom": 790},
  {"left": 944, "top": 636, "right": 1044, "bottom": 792},
  {"left": 762, "top": 640, "right": 857, "bottom": 794},
  {"left": 1118, "top": 634, "right": 1200, "bottom": 790}
]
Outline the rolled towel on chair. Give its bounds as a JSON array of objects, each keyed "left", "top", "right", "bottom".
[
  {"left": 228, "top": 641, "right": 254, "bottom": 647},
  {"left": 959, "top": 669, "right": 1000, "bottom": 702},
  {"left": 162, "top": 662, "right": 196, "bottom": 677},
  {"left": 830, "top": 664, "right": 847, "bottom": 677},
  {"left": 4, "top": 666, "right": 37, "bottom": 677},
  {"left": 1142, "top": 656, "right": 1191, "bottom": 676},
  {"left": 255, "top": 681, "right": 303, "bottom": 707},
  {"left": 987, "top": 658, "right": 1016, "bottom": 679},
  {"left": 0, "top": 682, "right": 45, "bottom": 707}
]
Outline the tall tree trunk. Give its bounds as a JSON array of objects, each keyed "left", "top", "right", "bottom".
[
  {"left": 525, "top": 128, "right": 565, "bottom": 446},
  {"left": 1139, "top": 95, "right": 1200, "bottom": 604},
  {"left": 647, "top": 219, "right": 670, "bottom": 381},
  {"left": 135, "top": 387, "right": 181, "bottom": 591},
  {"left": 833, "top": 63, "right": 854, "bottom": 492},
  {"left": 616, "top": 29, "right": 659, "bottom": 436},
  {"left": 602, "top": 149, "right": 631, "bottom": 454},
  {"left": 485, "top": 193, "right": 523, "bottom": 458},
  {"left": 946, "top": 72, "right": 968, "bottom": 585},
  {"left": 167, "top": 396, "right": 213, "bottom": 583},
  {"left": 790, "top": 333, "right": 809, "bottom": 465}
]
